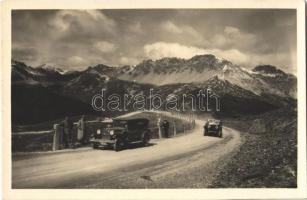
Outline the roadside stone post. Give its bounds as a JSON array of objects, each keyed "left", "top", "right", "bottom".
[
  {"left": 53, "top": 124, "right": 62, "bottom": 151},
  {"left": 157, "top": 117, "right": 162, "bottom": 139},
  {"left": 173, "top": 120, "right": 176, "bottom": 137}
]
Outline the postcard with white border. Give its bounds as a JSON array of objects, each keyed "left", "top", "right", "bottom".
[{"left": 1, "top": 0, "right": 306, "bottom": 199}]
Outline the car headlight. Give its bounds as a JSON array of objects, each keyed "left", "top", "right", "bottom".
[{"left": 109, "top": 130, "right": 114, "bottom": 135}]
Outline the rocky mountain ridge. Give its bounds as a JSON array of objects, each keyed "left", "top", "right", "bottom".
[
  {"left": 12, "top": 54, "right": 296, "bottom": 98},
  {"left": 11, "top": 55, "right": 296, "bottom": 124}
]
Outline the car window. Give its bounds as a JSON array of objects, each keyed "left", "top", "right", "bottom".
[
  {"left": 113, "top": 120, "right": 127, "bottom": 127},
  {"left": 128, "top": 120, "right": 147, "bottom": 130}
]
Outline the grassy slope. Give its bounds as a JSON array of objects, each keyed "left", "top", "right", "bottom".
[{"left": 210, "top": 106, "right": 297, "bottom": 188}]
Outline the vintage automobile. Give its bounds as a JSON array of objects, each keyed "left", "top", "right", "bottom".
[
  {"left": 204, "top": 119, "right": 223, "bottom": 138},
  {"left": 90, "top": 118, "right": 151, "bottom": 151}
]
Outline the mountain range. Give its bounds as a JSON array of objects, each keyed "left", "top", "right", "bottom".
[{"left": 11, "top": 54, "right": 296, "bottom": 124}]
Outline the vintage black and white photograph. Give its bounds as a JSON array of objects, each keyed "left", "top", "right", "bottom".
[{"left": 5, "top": 4, "right": 305, "bottom": 195}]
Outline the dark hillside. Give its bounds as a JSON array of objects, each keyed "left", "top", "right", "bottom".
[{"left": 11, "top": 84, "right": 96, "bottom": 125}]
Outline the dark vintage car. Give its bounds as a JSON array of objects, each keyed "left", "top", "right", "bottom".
[
  {"left": 90, "top": 118, "right": 151, "bottom": 151},
  {"left": 204, "top": 119, "right": 223, "bottom": 138}
]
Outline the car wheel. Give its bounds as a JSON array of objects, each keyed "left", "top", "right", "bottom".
[
  {"left": 142, "top": 132, "right": 150, "bottom": 146},
  {"left": 218, "top": 130, "right": 223, "bottom": 138},
  {"left": 204, "top": 130, "right": 208, "bottom": 136},
  {"left": 114, "top": 138, "right": 125, "bottom": 151},
  {"left": 93, "top": 143, "right": 99, "bottom": 149}
]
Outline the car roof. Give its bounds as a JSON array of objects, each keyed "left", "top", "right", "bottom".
[
  {"left": 208, "top": 119, "right": 220, "bottom": 123},
  {"left": 113, "top": 117, "right": 149, "bottom": 122}
]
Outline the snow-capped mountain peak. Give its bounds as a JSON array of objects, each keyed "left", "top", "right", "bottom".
[
  {"left": 252, "top": 65, "right": 287, "bottom": 77},
  {"left": 37, "top": 63, "right": 69, "bottom": 74},
  {"left": 11, "top": 54, "right": 296, "bottom": 99}
]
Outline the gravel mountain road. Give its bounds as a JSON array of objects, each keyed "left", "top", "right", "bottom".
[{"left": 12, "top": 112, "right": 242, "bottom": 188}]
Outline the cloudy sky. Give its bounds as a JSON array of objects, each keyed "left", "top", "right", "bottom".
[{"left": 12, "top": 9, "right": 296, "bottom": 73}]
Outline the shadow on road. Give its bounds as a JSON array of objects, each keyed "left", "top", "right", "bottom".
[{"left": 97, "top": 142, "right": 157, "bottom": 151}]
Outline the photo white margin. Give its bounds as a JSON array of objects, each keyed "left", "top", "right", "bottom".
[{"left": 1, "top": 0, "right": 306, "bottom": 199}]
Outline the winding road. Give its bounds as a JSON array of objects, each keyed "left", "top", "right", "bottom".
[{"left": 12, "top": 112, "right": 242, "bottom": 188}]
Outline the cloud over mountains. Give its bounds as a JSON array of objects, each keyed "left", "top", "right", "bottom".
[{"left": 12, "top": 9, "right": 296, "bottom": 73}]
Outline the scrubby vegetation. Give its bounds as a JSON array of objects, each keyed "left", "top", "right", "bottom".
[{"left": 211, "top": 107, "right": 297, "bottom": 188}]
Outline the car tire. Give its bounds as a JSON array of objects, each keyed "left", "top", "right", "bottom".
[
  {"left": 114, "top": 138, "right": 125, "bottom": 151},
  {"left": 204, "top": 129, "right": 208, "bottom": 136},
  {"left": 142, "top": 131, "right": 150, "bottom": 146},
  {"left": 93, "top": 143, "right": 99, "bottom": 149},
  {"left": 218, "top": 130, "right": 223, "bottom": 138}
]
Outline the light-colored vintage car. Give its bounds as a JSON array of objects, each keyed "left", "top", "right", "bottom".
[{"left": 204, "top": 119, "right": 223, "bottom": 138}]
